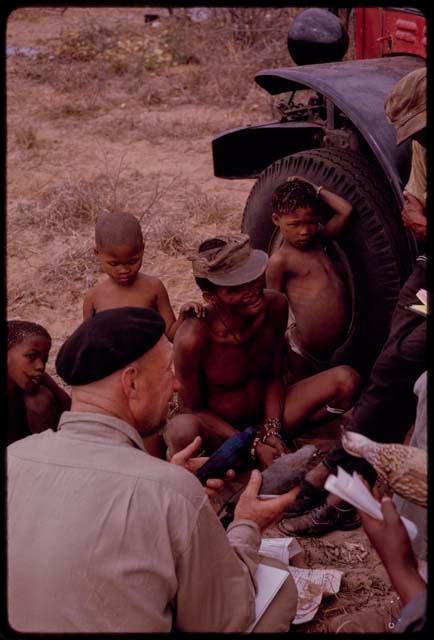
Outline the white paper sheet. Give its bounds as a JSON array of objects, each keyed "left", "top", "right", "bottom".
[
  {"left": 259, "top": 537, "right": 302, "bottom": 564},
  {"left": 288, "top": 566, "right": 344, "bottom": 624},
  {"left": 324, "top": 467, "right": 418, "bottom": 540}
]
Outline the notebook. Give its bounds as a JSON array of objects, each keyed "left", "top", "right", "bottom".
[{"left": 246, "top": 562, "right": 289, "bottom": 632}]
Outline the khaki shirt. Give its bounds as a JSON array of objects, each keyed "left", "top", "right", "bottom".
[
  {"left": 7, "top": 412, "right": 260, "bottom": 633},
  {"left": 405, "top": 140, "right": 426, "bottom": 206}
]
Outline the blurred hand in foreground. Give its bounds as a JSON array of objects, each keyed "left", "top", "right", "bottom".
[
  {"left": 402, "top": 191, "right": 426, "bottom": 241},
  {"left": 358, "top": 493, "right": 426, "bottom": 605}
]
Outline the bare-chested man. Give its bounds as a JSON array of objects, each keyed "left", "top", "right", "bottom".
[
  {"left": 266, "top": 177, "right": 352, "bottom": 379},
  {"left": 165, "top": 234, "right": 361, "bottom": 465}
]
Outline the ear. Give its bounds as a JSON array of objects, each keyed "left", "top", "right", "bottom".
[
  {"left": 120, "top": 365, "right": 140, "bottom": 399},
  {"left": 271, "top": 213, "right": 281, "bottom": 227}
]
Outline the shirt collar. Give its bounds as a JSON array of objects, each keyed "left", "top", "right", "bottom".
[{"left": 57, "top": 411, "right": 147, "bottom": 452}]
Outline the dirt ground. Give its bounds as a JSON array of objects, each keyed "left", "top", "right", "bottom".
[{"left": 6, "top": 7, "right": 400, "bottom": 633}]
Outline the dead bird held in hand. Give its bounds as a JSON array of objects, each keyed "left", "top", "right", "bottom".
[
  {"left": 341, "top": 428, "right": 427, "bottom": 507},
  {"left": 260, "top": 444, "right": 317, "bottom": 494},
  {"left": 196, "top": 426, "right": 257, "bottom": 484},
  {"left": 218, "top": 444, "right": 317, "bottom": 528}
]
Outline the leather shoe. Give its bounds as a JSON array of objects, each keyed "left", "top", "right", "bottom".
[
  {"left": 278, "top": 503, "right": 360, "bottom": 537},
  {"left": 282, "top": 480, "right": 328, "bottom": 517}
]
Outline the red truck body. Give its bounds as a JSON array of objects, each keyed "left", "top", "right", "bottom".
[{"left": 355, "top": 7, "right": 426, "bottom": 60}]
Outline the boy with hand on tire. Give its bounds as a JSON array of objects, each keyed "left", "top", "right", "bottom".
[{"left": 266, "top": 177, "right": 353, "bottom": 380}]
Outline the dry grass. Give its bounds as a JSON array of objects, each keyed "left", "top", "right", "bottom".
[
  {"left": 39, "top": 241, "right": 98, "bottom": 290},
  {"left": 10, "top": 7, "right": 356, "bottom": 127},
  {"left": 11, "top": 156, "right": 168, "bottom": 237},
  {"left": 183, "top": 187, "right": 236, "bottom": 228},
  {"left": 12, "top": 8, "right": 305, "bottom": 122},
  {"left": 14, "top": 126, "right": 38, "bottom": 149},
  {"left": 155, "top": 221, "right": 190, "bottom": 256},
  {"left": 7, "top": 241, "right": 97, "bottom": 315}
]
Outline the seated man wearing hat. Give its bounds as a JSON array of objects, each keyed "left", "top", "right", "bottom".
[
  {"left": 7, "top": 307, "right": 300, "bottom": 633},
  {"left": 165, "top": 234, "right": 361, "bottom": 468}
]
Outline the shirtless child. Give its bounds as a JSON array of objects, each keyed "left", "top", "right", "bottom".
[
  {"left": 83, "top": 211, "right": 203, "bottom": 341},
  {"left": 7, "top": 320, "right": 71, "bottom": 445},
  {"left": 164, "top": 234, "right": 361, "bottom": 465},
  {"left": 266, "top": 177, "right": 352, "bottom": 379},
  {"left": 83, "top": 211, "right": 203, "bottom": 457}
]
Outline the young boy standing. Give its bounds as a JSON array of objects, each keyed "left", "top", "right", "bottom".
[
  {"left": 7, "top": 320, "right": 71, "bottom": 445},
  {"left": 83, "top": 211, "right": 202, "bottom": 341},
  {"left": 83, "top": 211, "right": 202, "bottom": 458},
  {"left": 266, "top": 177, "right": 353, "bottom": 379}
]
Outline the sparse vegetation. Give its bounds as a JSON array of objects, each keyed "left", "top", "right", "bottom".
[{"left": 14, "top": 126, "right": 38, "bottom": 149}]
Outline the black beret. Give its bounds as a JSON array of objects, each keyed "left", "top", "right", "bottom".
[{"left": 55, "top": 307, "right": 166, "bottom": 386}]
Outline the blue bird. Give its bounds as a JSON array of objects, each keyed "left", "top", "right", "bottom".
[{"left": 196, "top": 426, "right": 257, "bottom": 484}]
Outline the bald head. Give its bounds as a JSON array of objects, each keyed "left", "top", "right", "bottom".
[{"left": 95, "top": 212, "right": 144, "bottom": 252}]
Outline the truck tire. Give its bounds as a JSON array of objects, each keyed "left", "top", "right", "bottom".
[{"left": 241, "top": 148, "right": 416, "bottom": 380}]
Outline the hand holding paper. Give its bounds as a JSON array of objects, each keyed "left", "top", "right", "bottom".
[
  {"left": 407, "top": 288, "right": 428, "bottom": 317},
  {"left": 324, "top": 467, "right": 417, "bottom": 540}
]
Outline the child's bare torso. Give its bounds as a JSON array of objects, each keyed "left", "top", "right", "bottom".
[
  {"left": 278, "top": 241, "right": 349, "bottom": 358},
  {"left": 90, "top": 273, "right": 160, "bottom": 314}
]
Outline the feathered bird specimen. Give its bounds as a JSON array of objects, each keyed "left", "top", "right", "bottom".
[
  {"left": 260, "top": 444, "right": 318, "bottom": 495},
  {"left": 218, "top": 444, "right": 317, "bottom": 528},
  {"left": 341, "top": 429, "right": 427, "bottom": 507}
]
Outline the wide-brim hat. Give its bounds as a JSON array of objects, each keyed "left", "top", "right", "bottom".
[
  {"left": 191, "top": 233, "right": 268, "bottom": 287},
  {"left": 396, "top": 110, "right": 426, "bottom": 145},
  {"left": 385, "top": 67, "right": 426, "bottom": 145}
]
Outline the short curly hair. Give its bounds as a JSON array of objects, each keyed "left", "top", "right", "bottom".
[
  {"left": 272, "top": 178, "right": 317, "bottom": 216},
  {"left": 8, "top": 320, "right": 51, "bottom": 351},
  {"left": 95, "top": 212, "right": 144, "bottom": 251}
]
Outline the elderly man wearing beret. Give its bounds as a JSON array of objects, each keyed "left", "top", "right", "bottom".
[{"left": 7, "top": 307, "right": 300, "bottom": 633}]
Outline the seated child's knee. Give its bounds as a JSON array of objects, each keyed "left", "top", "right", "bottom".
[{"left": 335, "top": 365, "right": 362, "bottom": 397}]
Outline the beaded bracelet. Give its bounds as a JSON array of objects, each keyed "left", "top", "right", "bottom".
[
  {"left": 261, "top": 418, "right": 284, "bottom": 444},
  {"left": 261, "top": 428, "right": 282, "bottom": 443},
  {"left": 263, "top": 417, "right": 282, "bottom": 431},
  {"left": 250, "top": 436, "right": 262, "bottom": 461}
]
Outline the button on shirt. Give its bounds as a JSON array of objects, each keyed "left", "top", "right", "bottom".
[{"left": 7, "top": 412, "right": 261, "bottom": 632}]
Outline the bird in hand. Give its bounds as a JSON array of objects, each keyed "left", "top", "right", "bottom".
[{"left": 341, "top": 428, "right": 427, "bottom": 507}]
